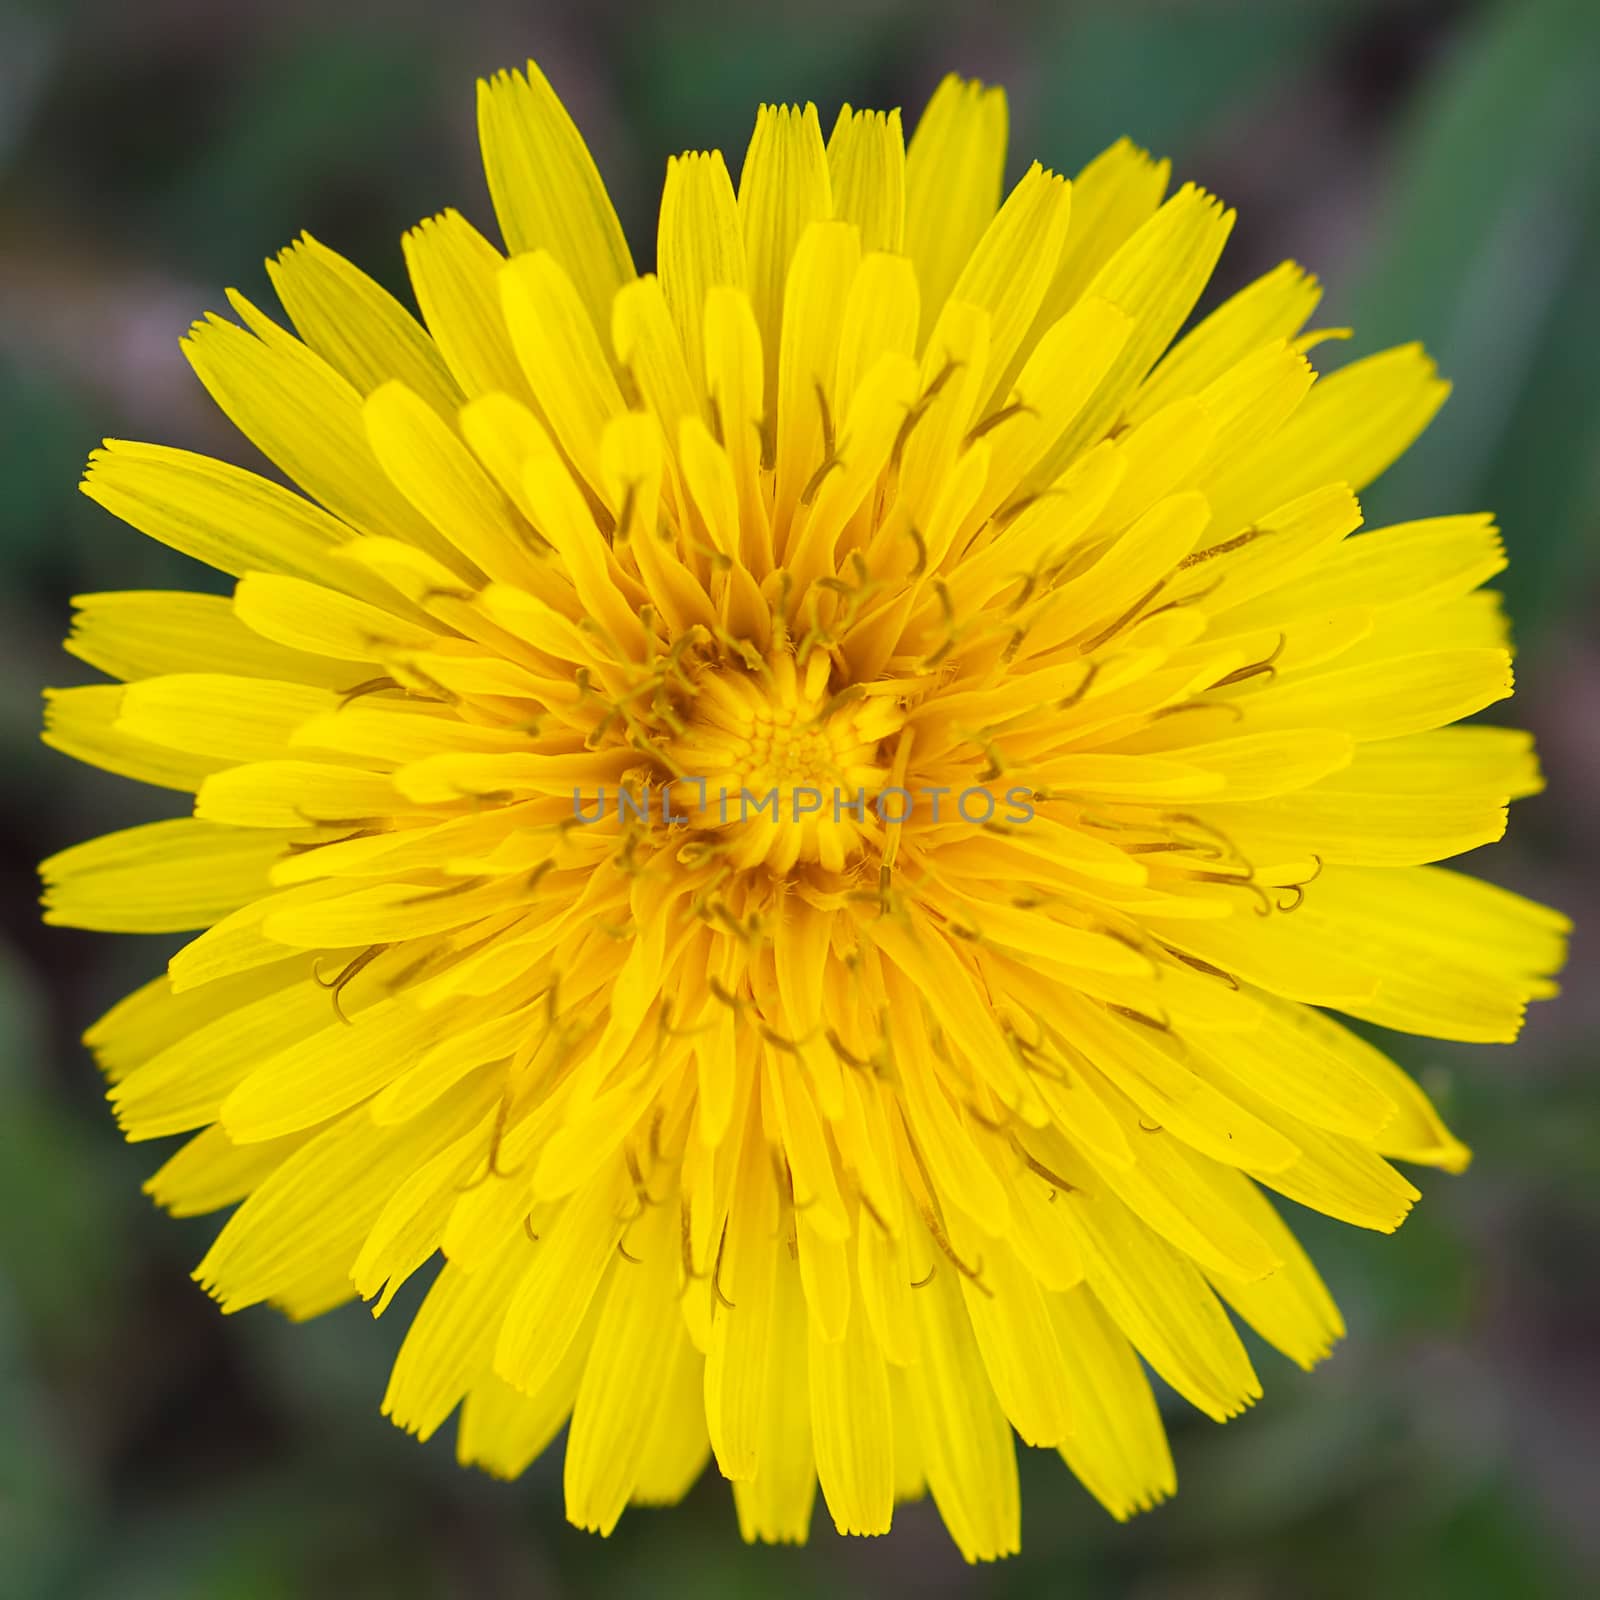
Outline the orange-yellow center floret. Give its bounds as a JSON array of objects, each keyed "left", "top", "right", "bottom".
[{"left": 668, "top": 650, "right": 905, "bottom": 874}]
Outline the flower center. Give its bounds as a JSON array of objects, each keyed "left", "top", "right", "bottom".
[{"left": 668, "top": 650, "right": 904, "bottom": 875}]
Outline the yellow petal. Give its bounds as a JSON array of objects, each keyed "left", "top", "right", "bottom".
[
  {"left": 764, "top": 1053, "right": 847, "bottom": 1242},
  {"left": 1222, "top": 513, "right": 1505, "bottom": 632},
  {"left": 1294, "top": 864, "right": 1566, "bottom": 1042},
  {"left": 266, "top": 232, "right": 460, "bottom": 414},
  {"left": 1053, "top": 989, "right": 1301, "bottom": 1170},
  {"left": 291, "top": 703, "right": 529, "bottom": 768},
  {"left": 457, "top": 1364, "right": 584, "bottom": 1481},
  {"left": 67, "top": 590, "right": 358, "bottom": 686},
  {"left": 195, "top": 759, "right": 403, "bottom": 830},
  {"left": 972, "top": 294, "right": 1132, "bottom": 517},
  {"left": 1130, "top": 260, "right": 1322, "bottom": 422},
  {"left": 902, "top": 75, "right": 1008, "bottom": 339},
  {"left": 457, "top": 391, "right": 558, "bottom": 529},
  {"left": 773, "top": 220, "right": 861, "bottom": 542},
  {"left": 1201, "top": 1169, "right": 1345, "bottom": 1368},
  {"left": 116, "top": 674, "right": 334, "bottom": 762},
  {"left": 1206, "top": 342, "right": 1449, "bottom": 530},
  {"left": 1187, "top": 995, "right": 1398, "bottom": 1141},
  {"left": 678, "top": 415, "right": 744, "bottom": 565},
  {"left": 111, "top": 974, "right": 328, "bottom": 1139},
  {"left": 364, "top": 379, "right": 541, "bottom": 584},
  {"left": 500, "top": 250, "right": 627, "bottom": 500},
  {"left": 1327, "top": 1022, "right": 1473, "bottom": 1173},
  {"left": 705, "top": 1109, "right": 781, "bottom": 1481},
  {"left": 833, "top": 252, "right": 920, "bottom": 414},
  {"left": 808, "top": 1290, "right": 894, "bottom": 1536},
  {"left": 856, "top": 1214, "right": 919, "bottom": 1365},
  {"left": 196, "top": 1078, "right": 486, "bottom": 1315},
  {"left": 600, "top": 410, "right": 714, "bottom": 636},
  {"left": 702, "top": 286, "right": 772, "bottom": 571},
  {"left": 785, "top": 351, "right": 918, "bottom": 590},
  {"left": 86, "top": 965, "right": 293, "bottom": 1084},
  {"left": 1240, "top": 1094, "right": 1421, "bottom": 1233},
  {"left": 232, "top": 572, "right": 436, "bottom": 662},
  {"left": 891, "top": 301, "right": 992, "bottom": 533},
  {"left": 901, "top": 1256, "right": 1019, "bottom": 1563},
  {"left": 887, "top": 1365, "right": 927, "bottom": 1504},
  {"left": 41, "top": 817, "right": 287, "bottom": 935},
  {"left": 1050, "top": 489, "right": 1213, "bottom": 647},
  {"left": 1028, "top": 137, "right": 1170, "bottom": 342},
  {"left": 477, "top": 62, "right": 634, "bottom": 326},
  {"left": 260, "top": 876, "right": 529, "bottom": 948},
  {"left": 493, "top": 1166, "right": 629, "bottom": 1396},
  {"left": 353, "top": 1109, "right": 495, "bottom": 1311},
  {"left": 612, "top": 273, "right": 704, "bottom": 440},
  {"left": 384, "top": 1232, "right": 534, "bottom": 1440},
  {"left": 1191, "top": 338, "right": 1317, "bottom": 470},
  {"left": 1076, "top": 395, "right": 1216, "bottom": 538},
  {"left": 1172, "top": 482, "right": 1363, "bottom": 614},
  {"left": 629, "top": 1315, "right": 711, "bottom": 1506},
  {"left": 183, "top": 302, "right": 441, "bottom": 547},
  {"left": 1238, "top": 648, "right": 1512, "bottom": 742},
  {"left": 1048, "top": 1286, "right": 1175, "bottom": 1519},
  {"left": 565, "top": 1200, "right": 681, "bottom": 1534},
  {"left": 1066, "top": 1181, "right": 1262, "bottom": 1421},
  {"left": 519, "top": 447, "right": 643, "bottom": 653},
  {"left": 1194, "top": 786, "right": 1507, "bottom": 867},
  {"left": 1063, "top": 1107, "right": 1282, "bottom": 1283},
  {"left": 80, "top": 441, "right": 357, "bottom": 589},
  {"left": 730, "top": 1235, "right": 817, "bottom": 1545},
  {"left": 879, "top": 933, "right": 1035, "bottom": 1170},
  {"left": 945, "top": 1215, "right": 1073, "bottom": 1447},
  {"left": 403, "top": 209, "right": 531, "bottom": 402},
  {"left": 942, "top": 162, "right": 1072, "bottom": 400},
  {"left": 737, "top": 102, "right": 831, "bottom": 416},
  {"left": 1035, "top": 184, "right": 1235, "bottom": 480},
  {"left": 825, "top": 106, "right": 905, "bottom": 254},
  {"left": 796, "top": 1213, "right": 853, "bottom": 1341},
  {"left": 1149, "top": 728, "right": 1356, "bottom": 802},
  {"left": 146, "top": 1123, "right": 314, "bottom": 1218},
  {"left": 220, "top": 992, "right": 470, "bottom": 1141},
  {"left": 989, "top": 1136, "right": 1086, "bottom": 1293},
  {"left": 1144, "top": 905, "right": 1378, "bottom": 1008},
  {"left": 657, "top": 150, "right": 745, "bottom": 386},
  {"left": 43, "top": 684, "right": 224, "bottom": 792}
]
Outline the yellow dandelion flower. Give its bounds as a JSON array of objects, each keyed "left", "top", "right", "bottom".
[{"left": 41, "top": 63, "right": 1569, "bottom": 1561}]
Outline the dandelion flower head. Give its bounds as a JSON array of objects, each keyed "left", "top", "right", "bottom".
[{"left": 42, "top": 63, "right": 1569, "bottom": 1560}]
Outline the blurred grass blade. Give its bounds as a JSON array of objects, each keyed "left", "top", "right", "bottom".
[{"left": 1348, "top": 0, "right": 1600, "bottom": 553}]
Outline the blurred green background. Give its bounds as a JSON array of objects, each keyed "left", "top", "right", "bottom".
[{"left": 2, "top": 0, "right": 1598, "bottom": 1594}]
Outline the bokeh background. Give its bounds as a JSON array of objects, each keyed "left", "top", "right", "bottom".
[{"left": 2, "top": 0, "right": 1598, "bottom": 1594}]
